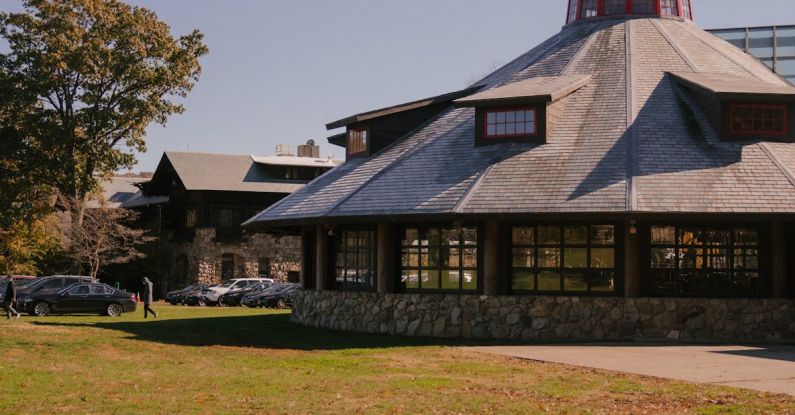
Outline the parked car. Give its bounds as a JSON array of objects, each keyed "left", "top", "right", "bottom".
[
  {"left": 184, "top": 284, "right": 218, "bottom": 306},
  {"left": 14, "top": 275, "right": 96, "bottom": 300},
  {"left": 247, "top": 283, "right": 300, "bottom": 309},
  {"left": 166, "top": 284, "right": 206, "bottom": 305},
  {"left": 17, "top": 282, "right": 137, "bottom": 317},
  {"left": 218, "top": 282, "right": 273, "bottom": 306},
  {"left": 202, "top": 278, "right": 274, "bottom": 306},
  {"left": 241, "top": 283, "right": 287, "bottom": 308}
]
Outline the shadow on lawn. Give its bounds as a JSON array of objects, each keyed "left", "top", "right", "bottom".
[{"left": 31, "top": 313, "right": 516, "bottom": 350}]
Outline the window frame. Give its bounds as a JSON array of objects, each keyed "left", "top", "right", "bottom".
[
  {"left": 332, "top": 228, "right": 377, "bottom": 292},
  {"left": 728, "top": 103, "right": 789, "bottom": 138},
  {"left": 475, "top": 104, "right": 546, "bottom": 146},
  {"left": 400, "top": 224, "right": 483, "bottom": 294},
  {"left": 509, "top": 223, "right": 622, "bottom": 296},
  {"left": 644, "top": 223, "right": 767, "bottom": 298},
  {"left": 347, "top": 126, "right": 370, "bottom": 157}
]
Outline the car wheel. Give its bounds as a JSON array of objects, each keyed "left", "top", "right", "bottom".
[
  {"left": 33, "top": 302, "right": 51, "bottom": 317},
  {"left": 198, "top": 298, "right": 206, "bottom": 307},
  {"left": 106, "top": 303, "right": 123, "bottom": 317},
  {"left": 277, "top": 298, "right": 287, "bottom": 309},
  {"left": 217, "top": 297, "right": 225, "bottom": 307}
]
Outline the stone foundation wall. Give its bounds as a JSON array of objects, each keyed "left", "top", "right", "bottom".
[
  {"left": 166, "top": 229, "right": 301, "bottom": 288},
  {"left": 292, "top": 290, "right": 795, "bottom": 342}
]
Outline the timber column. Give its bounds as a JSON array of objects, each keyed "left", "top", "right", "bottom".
[
  {"left": 771, "top": 221, "right": 787, "bottom": 298},
  {"left": 624, "top": 220, "right": 641, "bottom": 297},
  {"left": 377, "top": 223, "right": 396, "bottom": 294},
  {"left": 315, "top": 225, "right": 327, "bottom": 291},
  {"left": 483, "top": 221, "right": 501, "bottom": 296}
]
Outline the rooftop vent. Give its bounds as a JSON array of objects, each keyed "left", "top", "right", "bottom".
[
  {"left": 275, "top": 144, "right": 295, "bottom": 157},
  {"left": 297, "top": 139, "right": 320, "bottom": 158}
]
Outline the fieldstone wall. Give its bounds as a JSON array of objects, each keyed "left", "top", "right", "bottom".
[
  {"left": 166, "top": 228, "right": 301, "bottom": 287},
  {"left": 292, "top": 290, "right": 795, "bottom": 342}
]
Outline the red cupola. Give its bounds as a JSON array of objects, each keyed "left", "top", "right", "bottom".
[{"left": 566, "top": 0, "right": 693, "bottom": 24}]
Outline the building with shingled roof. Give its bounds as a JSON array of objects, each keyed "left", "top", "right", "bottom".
[{"left": 245, "top": 1, "right": 795, "bottom": 341}]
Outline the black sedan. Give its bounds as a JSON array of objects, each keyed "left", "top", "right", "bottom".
[
  {"left": 166, "top": 284, "right": 206, "bottom": 305},
  {"left": 17, "top": 283, "right": 137, "bottom": 317},
  {"left": 218, "top": 282, "right": 272, "bottom": 306},
  {"left": 255, "top": 283, "right": 300, "bottom": 309}
]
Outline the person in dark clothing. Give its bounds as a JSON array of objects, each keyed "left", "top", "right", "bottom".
[
  {"left": 3, "top": 278, "right": 21, "bottom": 320},
  {"left": 141, "top": 277, "right": 157, "bottom": 319}
]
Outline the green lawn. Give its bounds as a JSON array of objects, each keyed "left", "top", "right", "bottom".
[{"left": 0, "top": 304, "right": 792, "bottom": 414}]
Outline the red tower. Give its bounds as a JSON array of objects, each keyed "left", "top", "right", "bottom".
[{"left": 566, "top": 0, "right": 693, "bottom": 24}]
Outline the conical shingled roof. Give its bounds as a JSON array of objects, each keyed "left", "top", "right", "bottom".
[{"left": 247, "top": 17, "right": 795, "bottom": 227}]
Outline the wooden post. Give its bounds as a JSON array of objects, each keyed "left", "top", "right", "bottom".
[
  {"left": 771, "top": 221, "right": 787, "bottom": 298},
  {"left": 624, "top": 220, "right": 641, "bottom": 297},
  {"left": 377, "top": 223, "right": 396, "bottom": 294},
  {"left": 315, "top": 225, "right": 327, "bottom": 291},
  {"left": 299, "top": 227, "right": 313, "bottom": 289},
  {"left": 483, "top": 221, "right": 500, "bottom": 296}
]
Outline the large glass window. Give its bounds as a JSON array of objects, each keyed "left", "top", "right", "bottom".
[
  {"left": 221, "top": 254, "right": 235, "bottom": 279},
  {"left": 631, "top": 0, "right": 656, "bottom": 14},
  {"left": 401, "top": 226, "right": 479, "bottom": 292},
  {"left": 511, "top": 224, "right": 617, "bottom": 294},
  {"left": 333, "top": 229, "right": 376, "bottom": 291},
  {"left": 484, "top": 108, "right": 537, "bottom": 138},
  {"left": 650, "top": 225, "right": 761, "bottom": 297},
  {"left": 660, "top": 0, "right": 678, "bottom": 16},
  {"left": 729, "top": 104, "right": 788, "bottom": 136},
  {"left": 347, "top": 127, "right": 368, "bottom": 155}
]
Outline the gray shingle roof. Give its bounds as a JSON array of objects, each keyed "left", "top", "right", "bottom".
[
  {"left": 454, "top": 74, "right": 592, "bottom": 107},
  {"left": 165, "top": 152, "right": 305, "bottom": 194},
  {"left": 669, "top": 71, "right": 795, "bottom": 97},
  {"left": 247, "top": 17, "right": 795, "bottom": 227}
]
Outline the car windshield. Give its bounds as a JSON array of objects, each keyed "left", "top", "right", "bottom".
[{"left": 219, "top": 281, "right": 234, "bottom": 288}]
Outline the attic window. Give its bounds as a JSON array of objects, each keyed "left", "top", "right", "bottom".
[
  {"left": 660, "top": 0, "right": 678, "bottom": 16},
  {"left": 485, "top": 108, "right": 537, "bottom": 138},
  {"left": 729, "top": 104, "right": 788, "bottom": 136},
  {"left": 347, "top": 127, "right": 368, "bottom": 155}
]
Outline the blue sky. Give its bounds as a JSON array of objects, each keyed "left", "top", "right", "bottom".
[{"left": 5, "top": 0, "right": 795, "bottom": 172}]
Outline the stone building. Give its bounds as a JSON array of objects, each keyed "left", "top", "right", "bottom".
[
  {"left": 246, "top": 1, "right": 795, "bottom": 342},
  {"left": 127, "top": 141, "right": 339, "bottom": 292}
]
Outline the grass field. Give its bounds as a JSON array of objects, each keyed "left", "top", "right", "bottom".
[{"left": 0, "top": 304, "right": 793, "bottom": 414}]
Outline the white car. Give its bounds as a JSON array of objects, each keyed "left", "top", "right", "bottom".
[{"left": 202, "top": 278, "right": 273, "bottom": 305}]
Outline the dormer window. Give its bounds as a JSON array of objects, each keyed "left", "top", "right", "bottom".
[
  {"left": 729, "top": 104, "right": 788, "bottom": 136},
  {"left": 347, "top": 127, "right": 368, "bottom": 156},
  {"left": 485, "top": 108, "right": 538, "bottom": 138}
]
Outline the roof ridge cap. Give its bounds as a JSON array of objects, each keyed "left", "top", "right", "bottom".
[
  {"left": 677, "top": 21, "right": 786, "bottom": 85},
  {"left": 625, "top": 20, "right": 638, "bottom": 212},
  {"left": 758, "top": 142, "right": 795, "bottom": 189},
  {"left": 651, "top": 19, "right": 700, "bottom": 72},
  {"left": 559, "top": 21, "right": 603, "bottom": 75}
]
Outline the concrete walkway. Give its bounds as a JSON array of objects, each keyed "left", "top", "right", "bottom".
[{"left": 467, "top": 344, "right": 795, "bottom": 396}]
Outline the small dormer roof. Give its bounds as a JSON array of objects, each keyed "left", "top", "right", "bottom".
[
  {"left": 454, "top": 75, "right": 592, "bottom": 108},
  {"left": 669, "top": 71, "right": 795, "bottom": 100}
]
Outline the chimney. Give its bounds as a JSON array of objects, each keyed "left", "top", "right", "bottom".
[
  {"left": 297, "top": 139, "right": 320, "bottom": 158},
  {"left": 275, "top": 144, "right": 294, "bottom": 157}
]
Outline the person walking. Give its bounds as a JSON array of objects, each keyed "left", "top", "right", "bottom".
[
  {"left": 3, "top": 278, "right": 21, "bottom": 320},
  {"left": 141, "top": 277, "right": 158, "bottom": 319}
]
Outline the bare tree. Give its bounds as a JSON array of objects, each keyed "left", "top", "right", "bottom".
[{"left": 68, "top": 205, "right": 154, "bottom": 279}]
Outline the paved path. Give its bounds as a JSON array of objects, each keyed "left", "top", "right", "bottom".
[{"left": 467, "top": 344, "right": 795, "bottom": 396}]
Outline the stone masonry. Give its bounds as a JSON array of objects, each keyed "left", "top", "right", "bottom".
[
  {"left": 292, "top": 290, "right": 795, "bottom": 342},
  {"left": 167, "top": 228, "right": 300, "bottom": 287}
]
